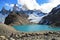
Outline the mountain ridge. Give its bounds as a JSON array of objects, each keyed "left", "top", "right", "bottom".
[{"left": 39, "top": 4, "right": 60, "bottom": 26}]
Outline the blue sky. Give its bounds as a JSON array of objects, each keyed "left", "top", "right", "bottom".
[
  {"left": 36, "top": 0, "right": 49, "bottom": 5},
  {"left": 0, "top": 0, "right": 17, "bottom": 10},
  {"left": 0, "top": 0, "right": 49, "bottom": 10}
]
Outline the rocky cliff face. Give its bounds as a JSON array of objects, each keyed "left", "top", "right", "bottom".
[
  {"left": 4, "top": 11, "right": 31, "bottom": 26},
  {"left": 39, "top": 5, "right": 60, "bottom": 26}
]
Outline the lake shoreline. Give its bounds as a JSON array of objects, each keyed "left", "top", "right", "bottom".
[
  {"left": 0, "top": 23, "right": 60, "bottom": 40},
  {"left": 13, "top": 24, "right": 60, "bottom": 32}
]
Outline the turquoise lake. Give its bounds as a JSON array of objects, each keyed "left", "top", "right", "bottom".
[{"left": 13, "top": 25, "right": 60, "bottom": 32}]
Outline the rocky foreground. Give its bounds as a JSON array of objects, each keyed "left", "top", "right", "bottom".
[{"left": 0, "top": 24, "right": 60, "bottom": 40}]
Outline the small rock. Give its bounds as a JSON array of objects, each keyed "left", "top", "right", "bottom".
[
  {"left": 0, "top": 36, "right": 6, "bottom": 39},
  {"left": 10, "top": 38, "right": 15, "bottom": 40},
  {"left": 51, "top": 38, "right": 56, "bottom": 40}
]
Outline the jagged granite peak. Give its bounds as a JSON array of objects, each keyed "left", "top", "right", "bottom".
[
  {"left": 13, "top": 4, "right": 20, "bottom": 12},
  {"left": 22, "top": 9, "right": 46, "bottom": 16},
  {"left": 0, "top": 4, "right": 44, "bottom": 16},
  {"left": 4, "top": 11, "right": 31, "bottom": 26},
  {"left": 39, "top": 4, "right": 60, "bottom": 26}
]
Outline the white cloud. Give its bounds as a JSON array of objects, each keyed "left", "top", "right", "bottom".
[
  {"left": 18, "top": 0, "right": 41, "bottom": 10},
  {"left": 5, "top": 3, "right": 9, "bottom": 6},
  {"left": 18, "top": 0, "right": 60, "bottom": 13},
  {"left": 40, "top": 0, "right": 60, "bottom": 13},
  {"left": 5, "top": 3, "right": 14, "bottom": 7},
  {"left": 10, "top": 4, "right": 14, "bottom": 7}
]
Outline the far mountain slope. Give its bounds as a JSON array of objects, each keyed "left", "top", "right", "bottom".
[{"left": 39, "top": 4, "right": 60, "bottom": 26}]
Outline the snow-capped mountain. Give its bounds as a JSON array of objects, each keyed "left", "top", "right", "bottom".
[
  {"left": 0, "top": 4, "right": 46, "bottom": 24},
  {"left": 28, "top": 10, "right": 46, "bottom": 23}
]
